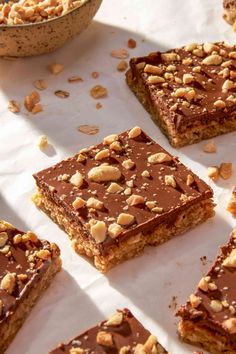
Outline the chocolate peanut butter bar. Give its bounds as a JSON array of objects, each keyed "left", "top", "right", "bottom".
[
  {"left": 177, "top": 229, "right": 236, "bottom": 354},
  {"left": 223, "top": 0, "right": 236, "bottom": 29},
  {"left": 227, "top": 187, "right": 236, "bottom": 216},
  {"left": 0, "top": 220, "right": 61, "bottom": 353},
  {"left": 49, "top": 308, "right": 168, "bottom": 353},
  {"left": 126, "top": 42, "right": 236, "bottom": 147},
  {"left": 33, "top": 127, "right": 214, "bottom": 272}
]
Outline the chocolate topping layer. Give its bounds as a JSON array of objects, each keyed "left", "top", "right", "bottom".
[
  {"left": 50, "top": 308, "right": 167, "bottom": 353},
  {"left": 0, "top": 220, "right": 60, "bottom": 322},
  {"left": 177, "top": 229, "right": 236, "bottom": 348},
  {"left": 129, "top": 42, "right": 236, "bottom": 131},
  {"left": 33, "top": 129, "right": 213, "bottom": 253}
]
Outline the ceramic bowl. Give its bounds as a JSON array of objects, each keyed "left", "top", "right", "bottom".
[{"left": 0, "top": 0, "right": 102, "bottom": 57}]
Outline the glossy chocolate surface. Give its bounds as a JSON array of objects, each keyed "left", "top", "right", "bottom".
[
  {"left": 177, "top": 230, "right": 236, "bottom": 347},
  {"left": 50, "top": 308, "right": 167, "bottom": 353},
  {"left": 129, "top": 42, "right": 236, "bottom": 131},
  {"left": 34, "top": 129, "right": 212, "bottom": 253}
]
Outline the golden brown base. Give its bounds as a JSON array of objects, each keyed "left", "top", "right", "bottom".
[
  {"left": 0, "top": 257, "right": 61, "bottom": 353},
  {"left": 33, "top": 189, "right": 214, "bottom": 273},
  {"left": 126, "top": 68, "right": 236, "bottom": 148},
  {"left": 178, "top": 319, "right": 236, "bottom": 354}
]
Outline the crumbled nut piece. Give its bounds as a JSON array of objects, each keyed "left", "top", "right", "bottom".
[
  {"left": 36, "top": 249, "right": 51, "bottom": 260},
  {"left": 117, "top": 213, "right": 135, "bottom": 225},
  {"left": 70, "top": 171, "right": 83, "bottom": 188},
  {"left": 103, "top": 134, "right": 119, "bottom": 145},
  {"left": 161, "top": 53, "right": 180, "bottom": 62},
  {"left": 105, "top": 311, "right": 124, "bottom": 326},
  {"left": 117, "top": 60, "right": 128, "bottom": 72},
  {"left": 146, "top": 201, "right": 156, "bottom": 209},
  {"left": 109, "top": 141, "right": 122, "bottom": 152},
  {"left": 68, "top": 76, "right": 83, "bottom": 83},
  {"left": 90, "top": 85, "right": 108, "bottom": 99},
  {"left": 208, "top": 282, "right": 217, "bottom": 291},
  {"left": 0, "top": 232, "right": 8, "bottom": 248},
  {"left": 72, "top": 197, "right": 86, "bottom": 210},
  {"left": 223, "top": 249, "right": 236, "bottom": 268},
  {"left": 141, "top": 170, "right": 150, "bottom": 178},
  {"left": 198, "top": 277, "right": 209, "bottom": 292},
  {"left": 147, "top": 75, "right": 165, "bottom": 84},
  {"left": 207, "top": 166, "right": 219, "bottom": 181},
  {"left": 91, "top": 221, "right": 107, "bottom": 243},
  {"left": 107, "top": 183, "right": 123, "bottom": 193},
  {"left": 108, "top": 223, "right": 123, "bottom": 238},
  {"left": 126, "top": 194, "right": 144, "bottom": 206},
  {"left": 124, "top": 188, "right": 131, "bottom": 195},
  {"left": 0, "top": 273, "right": 16, "bottom": 294},
  {"left": 185, "top": 43, "right": 198, "bottom": 52},
  {"left": 34, "top": 79, "right": 47, "bottom": 90},
  {"left": 221, "top": 60, "right": 232, "bottom": 68},
  {"left": 95, "top": 149, "right": 110, "bottom": 161},
  {"left": 58, "top": 174, "right": 70, "bottom": 181},
  {"left": 148, "top": 152, "right": 172, "bottom": 164},
  {"left": 127, "top": 38, "right": 136, "bottom": 49},
  {"left": 88, "top": 165, "right": 121, "bottom": 182},
  {"left": 219, "top": 68, "right": 230, "bottom": 78},
  {"left": 111, "top": 49, "right": 129, "bottom": 59},
  {"left": 186, "top": 174, "right": 194, "bottom": 186},
  {"left": 86, "top": 197, "right": 103, "bottom": 210},
  {"left": 38, "top": 135, "right": 48, "bottom": 150},
  {"left": 193, "top": 66, "right": 201, "bottom": 73},
  {"left": 183, "top": 73, "right": 194, "bottom": 84},
  {"left": 203, "top": 141, "right": 217, "bottom": 153},
  {"left": 119, "top": 347, "right": 130, "bottom": 354},
  {"left": 70, "top": 348, "right": 84, "bottom": 354},
  {"left": 144, "top": 64, "right": 162, "bottom": 75},
  {"left": 24, "top": 91, "right": 40, "bottom": 112},
  {"left": 193, "top": 48, "right": 204, "bottom": 57},
  {"left": 219, "top": 163, "right": 232, "bottom": 180},
  {"left": 27, "top": 231, "right": 38, "bottom": 243},
  {"left": 203, "top": 42, "right": 219, "bottom": 54},
  {"left": 136, "top": 62, "right": 146, "bottom": 70},
  {"left": 202, "top": 54, "right": 222, "bottom": 65},
  {"left": 96, "top": 331, "right": 113, "bottom": 346},
  {"left": 227, "top": 191, "right": 236, "bottom": 216},
  {"left": 165, "top": 175, "right": 176, "bottom": 188},
  {"left": 222, "top": 79, "right": 234, "bottom": 93},
  {"left": 78, "top": 125, "right": 99, "bottom": 136},
  {"left": 122, "top": 159, "right": 135, "bottom": 170},
  {"left": 54, "top": 90, "right": 70, "bottom": 99},
  {"left": 166, "top": 64, "right": 176, "bottom": 71},
  {"left": 0, "top": 221, "right": 14, "bottom": 232},
  {"left": 49, "top": 63, "right": 64, "bottom": 75},
  {"left": 31, "top": 103, "right": 43, "bottom": 115},
  {"left": 128, "top": 126, "right": 142, "bottom": 139},
  {"left": 190, "top": 294, "right": 202, "bottom": 308},
  {"left": 91, "top": 71, "right": 99, "bottom": 79},
  {"left": 229, "top": 51, "right": 236, "bottom": 59},
  {"left": 96, "top": 102, "right": 102, "bottom": 109},
  {"left": 152, "top": 206, "right": 164, "bottom": 213},
  {"left": 8, "top": 100, "right": 20, "bottom": 113},
  {"left": 143, "top": 335, "right": 157, "bottom": 351},
  {"left": 182, "top": 58, "right": 193, "bottom": 65},
  {"left": 13, "top": 234, "right": 22, "bottom": 244},
  {"left": 210, "top": 300, "right": 223, "bottom": 312},
  {"left": 222, "top": 318, "right": 236, "bottom": 334},
  {"left": 17, "top": 273, "right": 28, "bottom": 282}
]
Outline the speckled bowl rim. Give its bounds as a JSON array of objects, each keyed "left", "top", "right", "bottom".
[{"left": 0, "top": 0, "right": 97, "bottom": 29}]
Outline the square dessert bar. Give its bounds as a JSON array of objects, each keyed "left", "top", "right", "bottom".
[
  {"left": 177, "top": 229, "right": 236, "bottom": 354},
  {"left": 0, "top": 220, "right": 61, "bottom": 353},
  {"left": 223, "top": 0, "right": 236, "bottom": 29},
  {"left": 49, "top": 308, "right": 168, "bottom": 353},
  {"left": 33, "top": 127, "right": 214, "bottom": 272},
  {"left": 126, "top": 42, "right": 236, "bottom": 147}
]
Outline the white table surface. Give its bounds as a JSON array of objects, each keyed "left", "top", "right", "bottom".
[{"left": 0, "top": 0, "right": 236, "bottom": 353}]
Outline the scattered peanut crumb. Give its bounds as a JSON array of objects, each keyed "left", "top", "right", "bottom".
[
  {"left": 38, "top": 135, "right": 48, "bottom": 150},
  {"left": 91, "top": 71, "right": 99, "bottom": 79},
  {"left": 127, "top": 38, "right": 136, "bottom": 49},
  {"left": 24, "top": 91, "right": 42, "bottom": 114},
  {"left": 54, "top": 90, "right": 70, "bottom": 99},
  {"left": 117, "top": 60, "right": 128, "bottom": 72},
  {"left": 227, "top": 189, "right": 236, "bottom": 216},
  {"left": 90, "top": 85, "right": 108, "bottom": 99},
  {"left": 207, "top": 166, "right": 219, "bottom": 181},
  {"left": 49, "top": 63, "right": 64, "bottom": 75},
  {"left": 203, "top": 141, "right": 217, "bottom": 153},
  {"left": 31, "top": 103, "right": 43, "bottom": 115},
  {"left": 111, "top": 49, "right": 129, "bottom": 59},
  {"left": 68, "top": 76, "right": 83, "bottom": 83},
  {"left": 219, "top": 163, "right": 233, "bottom": 180},
  {"left": 96, "top": 102, "right": 102, "bottom": 109},
  {"left": 8, "top": 100, "right": 20, "bottom": 113},
  {"left": 33, "top": 79, "right": 47, "bottom": 90},
  {"left": 78, "top": 125, "right": 99, "bottom": 135}
]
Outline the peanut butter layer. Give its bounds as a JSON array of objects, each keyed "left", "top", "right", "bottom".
[
  {"left": 33, "top": 128, "right": 213, "bottom": 254},
  {"left": 127, "top": 42, "right": 236, "bottom": 144},
  {"left": 50, "top": 308, "right": 168, "bottom": 353},
  {"left": 177, "top": 229, "right": 236, "bottom": 350},
  {"left": 0, "top": 220, "right": 60, "bottom": 322}
]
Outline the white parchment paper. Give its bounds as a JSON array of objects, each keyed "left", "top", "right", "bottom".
[{"left": 0, "top": 1, "right": 236, "bottom": 353}]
